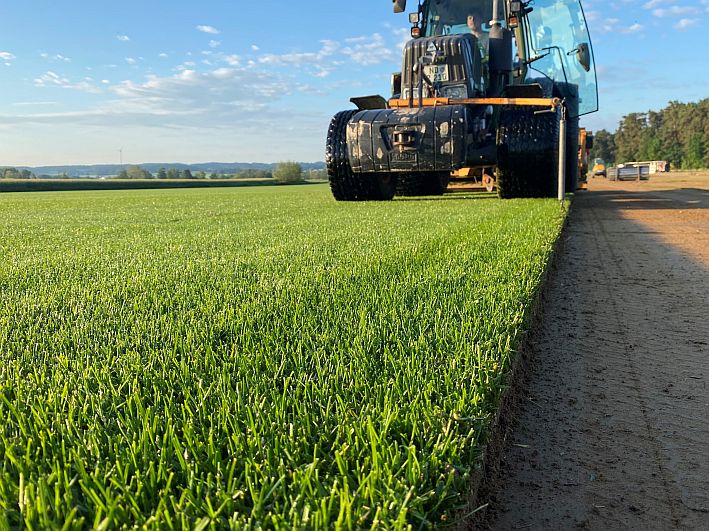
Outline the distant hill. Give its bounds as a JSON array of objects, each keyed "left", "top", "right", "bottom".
[{"left": 17, "top": 162, "right": 325, "bottom": 178}]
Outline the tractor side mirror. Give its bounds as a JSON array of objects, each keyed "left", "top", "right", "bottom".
[
  {"left": 391, "top": 72, "right": 402, "bottom": 98},
  {"left": 393, "top": 0, "right": 407, "bottom": 13},
  {"left": 575, "top": 43, "right": 591, "bottom": 72}
]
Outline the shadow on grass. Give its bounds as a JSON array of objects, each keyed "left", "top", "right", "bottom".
[
  {"left": 589, "top": 188, "right": 708, "bottom": 210},
  {"left": 395, "top": 191, "right": 499, "bottom": 202}
]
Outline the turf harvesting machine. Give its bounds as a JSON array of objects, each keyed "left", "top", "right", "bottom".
[{"left": 326, "top": 0, "right": 598, "bottom": 200}]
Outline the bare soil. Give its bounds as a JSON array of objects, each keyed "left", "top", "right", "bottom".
[{"left": 479, "top": 172, "right": 709, "bottom": 529}]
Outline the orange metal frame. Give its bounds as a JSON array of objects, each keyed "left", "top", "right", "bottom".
[{"left": 388, "top": 97, "right": 561, "bottom": 108}]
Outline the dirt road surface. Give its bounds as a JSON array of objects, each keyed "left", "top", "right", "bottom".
[{"left": 483, "top": 173, "right": 709, "bottom": 529}]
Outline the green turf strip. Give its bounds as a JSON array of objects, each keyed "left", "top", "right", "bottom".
[{"left": 0, "top": 184, "right": 564, "bottom": 529}]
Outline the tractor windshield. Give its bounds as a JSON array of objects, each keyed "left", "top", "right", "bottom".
[
  {"left": 525, "top": 0, "right": 598, "bottom": 115},
  {"left": 423, "top": 0, "right": 504, "bottom": 37}
]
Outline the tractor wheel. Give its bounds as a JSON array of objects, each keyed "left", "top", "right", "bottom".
[
  {"left": 396, "top": 172, "right": 449, "bottom": 196},
  {"left": 368, "top": 172, "right": 397, "bottom": 200},
  {"left": 396, "top": 172, "right": 424, "bottom": 196},
  {"left": 496, "top": 107, "right": 559, "bottom": 199},
  {"left": 326, "top": 110, "right": 396, "bottom": 201},
  {"left": 423, "top": 172, "right": 450, "bottom": 195}
]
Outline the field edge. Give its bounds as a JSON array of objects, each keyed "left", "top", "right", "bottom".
[{"left": 456, "top": 200, "right": 573, "bottom": 529}]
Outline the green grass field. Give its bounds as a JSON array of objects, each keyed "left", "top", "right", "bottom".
[
  {"left": 0, "top": 178, "right": 281, "bottom": 193},
  {"left": 0, "top": 184, "right": 564, "bottom": 529}
]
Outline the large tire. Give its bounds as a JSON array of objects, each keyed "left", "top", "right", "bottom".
[
  {"left": 395, "top": 172, "right": 449, "bottom": 196},
  {"left": 496, "top": 106, "right": 559, "bottom": 199},
  {"left": 326, "top": 111, "right": 396, "bottom": 201},
  {"left": 424, "top": 172, "right": 450, "bottom": 195}
]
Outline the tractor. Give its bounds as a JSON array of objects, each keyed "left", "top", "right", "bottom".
[{"left": 326, "top": 0, "right": 598, "bottom": 200}]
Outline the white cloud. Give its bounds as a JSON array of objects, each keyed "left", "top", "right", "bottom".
[
  {"left": 225, "top": 55, "right": 241, "bottom": 66},
  {"left": 159, "top": 53, "right": 168, "bottom": 58},
  {"left": 196, "top": 25, "right": 220, "bottom": 34},
  {"left": 642, "top": 0, "right": 664, "bottom": 8},
  {"left": 313, "top": 66, "right": 333, "bottom": 78},
  {"left": 12, "top": 101, "right": 57, "bottom": 106},
  {"left": 209, "top": 40, "right": 221, "bottom": 48},
  {"left": 34, "top": 71, "right": 102, "bottom": 93},
  {"left": 590, "top": 16, "right": 623, "bottom": 34},
  {"left": 40, "top": 53, "right": 71, "bottom": 62},
  {"left": 258, "top": 40, "right": 338, "bottom": 67},
  {"left": 251, "top": 45, "right": 260, "bottom": 52},
  {"left": 117, "top": 35, "right": 130, "bottom": 42},
  {"left": 341, "top": 33, "right": 395, "bottom": 65},
  {"left": 674, "top": 17, "right": 698, "bottom": 29},
  {"left": 393, "top": 27, "right": 411, "bottom": 51},
  {"left": 212, "top": 67, "right": 234, "bottom": 79},
  {"left": 105, "top": 66, "right": 291, "bottom": 123},
  {"left": 621, "top": 23, "right": 643, "bottom": 33},
  {"left": 0, "top": 51, "right": 15, "bottom": 61},
  {"left": 126, "top": 57, "right": 137, "bottom": 65},
  {"left": 35, "top": 71, "right": 66, "bottom": 85},
  {"left": 652, "top": 6, "right": 700, "bottom": 17}
]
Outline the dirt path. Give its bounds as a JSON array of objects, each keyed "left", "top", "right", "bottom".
[{"left": 482, "top": 174, "right": 709, "bottom": 529}]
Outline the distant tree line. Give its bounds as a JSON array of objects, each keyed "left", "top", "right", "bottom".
[
  {"left": 115, "top": 165, "right": 275, "bottom": 180},
  {"left": 115, "top": 162, "right": 320, "bottom": 183},
  {"left": 1, "top": 168, "right": 36, "bottom": 179},
  {"left": 590, "top": 98, "right": 709, "bottom": 169},
  {"left": 1, "top": 163, "right": 327, "bottom": 182}
]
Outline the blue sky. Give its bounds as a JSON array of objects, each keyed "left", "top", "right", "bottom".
[{"left": 1, "top": 0, "right": 707, "bottom": 166}]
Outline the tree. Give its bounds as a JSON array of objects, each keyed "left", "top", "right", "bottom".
[
  {"left": 1, "top": 168, "right": 21, "bottom": 179},
  {"left": 195, "top": 171, "right": 207, "bottom": 180},
  {"left": 683, "top": 133, "right": 705, "bottom": 169},
  {"left": 234, "top": 169, "right": 272, "bottom": 180},
  {"left": 209, "top": 172, "right": 218, "bottom": 179},
  {"left": 589, "top": 129, "right": 615, "bottom": 164},
  {"left": 637, "top": 130, "right": 662, "bottom": 162},
  {"left": 166, "top": 168, "right": 180, "bottom": 180},
  {"left": 611, "top": 101, "right": 709, "bottom": 166},
  {"left": 307, "top": 168, "right": 328, "bottom": 181},
  {"left": 614, "top": 113, "right": 646, "bottom": 163},
  {"left": 272, "top": 161, "right": 303, "bottom": 184},
  {"left": 182, "top": 169, "right": 194, "bottom": 179},
  {"left": 119, "top": 165, "right": 153, "bottom": 179},
  {"left": 157, "top": 168, "right": 168, "bottom": 180},
  {"left": 637, "top": 110, "right": 662, "bottom": 161}
]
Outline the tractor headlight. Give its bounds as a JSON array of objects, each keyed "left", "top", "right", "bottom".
[{"left": 440, "top": 84, "right": 467, "bottom": 99}]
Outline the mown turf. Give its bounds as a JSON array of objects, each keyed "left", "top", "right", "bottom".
[
  {"left": 0, "top": 185, "right": 565, "bottom": 529},
  {"left": 0, "top": 178, "right": 280, "bottom": 193}
]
